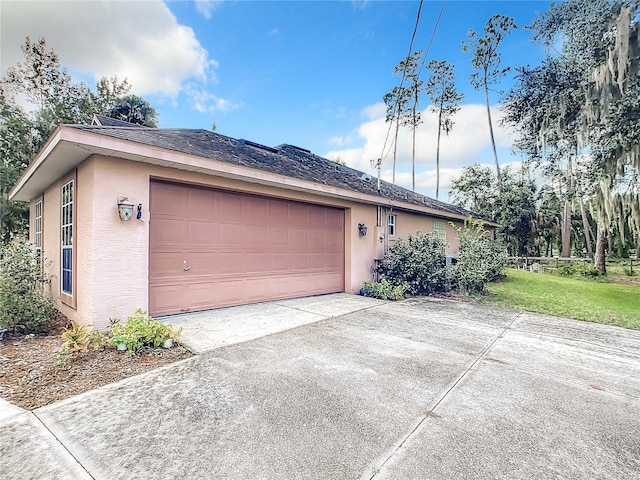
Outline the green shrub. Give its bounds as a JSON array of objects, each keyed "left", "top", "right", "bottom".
[
  {"left": 453, "top": 220, "right": 507, "bottom": 294},
  {"left": 109, "top": 309, "right": 181, "bottom": 353},
  {"left": 362, "top": 279, "right": 409, "bottom": 300},
  {"left": 557, "top": 262, "right": 601, "bottom": 278},
  {"left": 0, "top": 240, "right": 55, "bottom": 333},
  {"left": 376, "top": 231, "right": 451, "bottom": 295}
]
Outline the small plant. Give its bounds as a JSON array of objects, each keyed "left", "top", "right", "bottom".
[
  {"left": 109, "top": 309, "right": 181, "bottom": 353},
  {"left": 0, "top": 240, "right": 55, "bottom": 333},
  {"left": 362, "top": 279, "right": 409, "bottom": 300},
  {"left": 53, "top": 345, "right": 73, "bottom": 366},
  {"left": 60, "top": 322, "right": 93, "bottom": 353}
]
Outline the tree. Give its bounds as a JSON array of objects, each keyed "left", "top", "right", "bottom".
[
  {"left": 108, "top": 94, "right": 158, "bottom": 127},
  {"left": 91, "top": 75, "right": 131, "bottom": 116},
  {"left": 462, "top": 15, "right": 517, "bottom": 193},
  {"left": 449, "top": 164, "right": 536, "bottom": 256},
  {"left": 0, "top": 37, "right": 153, "bottom": 241},
  {"left": 384, "top": 51, "right": 423, "bottom": 189},
  {"left": 397, "top": 51, "right": 424, "bottom": 191},
  {"left": 517, "top": 0, "right": 640, "bottom": 272},
  {"left": 383, "top": 85, "right": 410, "bottom": 184},
  {"left": 425, "top": 60, "right": 463, "bottom": 200},
  {"left": 0, "top": 88, "right": 34, "bottom": 242}
]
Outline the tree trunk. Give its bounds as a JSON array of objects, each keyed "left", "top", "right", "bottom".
[
  {"left": 392, "top": 116, "right": 400, "bottom": 184},
  {"left": 561, "top": 200, "right": 572, "bottom": 258},
  {"left": 411, "top": 115, "right": 416, "bottom": 191},
  {"left": 435, "top": 109, "right": 442, "bottom": 200},
  {"left": 579, "top": 197, "right": 593, "bottom": 256},
  {"left": 483, "top": 82, "right": 501, "bottom": 193},
  {"left": 594, "top": 225, "right": 607, "bottom": 274}
]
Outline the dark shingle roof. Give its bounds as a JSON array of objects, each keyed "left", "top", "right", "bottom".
[
  {"left": 91, "top": 114, "right": 144, "bottom": 128},
  {"left": 69, "top": 124, "right": 482, "bottom": 220}
]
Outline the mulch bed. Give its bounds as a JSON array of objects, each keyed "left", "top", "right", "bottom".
[{"left": 0, "top": 317, "right": 193, "bottom": 410}]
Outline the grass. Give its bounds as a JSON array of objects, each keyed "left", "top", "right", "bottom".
[{"left": 484, "top": 268, "right": 640, "bottom": 330}]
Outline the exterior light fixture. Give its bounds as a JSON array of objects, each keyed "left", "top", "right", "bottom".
[
  {"left": 117, "top": 197, "right": 135, "bottom": 221},
  {"left": 358, "top": 223, "right": 368, "bottom": 237}
]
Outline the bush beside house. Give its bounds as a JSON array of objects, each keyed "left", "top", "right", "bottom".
[
  {"left": 368, "top": 219, "right": 506, "bottom": 299},
  {"left": 0, "top": 240, "right": 55, "bottom": 333}
]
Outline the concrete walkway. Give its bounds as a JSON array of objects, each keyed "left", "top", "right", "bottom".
[{"left": 1, "top": 294, "right": 639, "bottom": 479}]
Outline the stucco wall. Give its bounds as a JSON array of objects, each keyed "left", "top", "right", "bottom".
[
  {"left": 386, "top": 210, "right": 464, "bottom": 253},
  {"left": 33, "top": 153, "right": 472, "bottom": 329}
]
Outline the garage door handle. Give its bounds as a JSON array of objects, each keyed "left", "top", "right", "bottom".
[{"left": 183, "top": 266, "right": 191, "bottom": 271}]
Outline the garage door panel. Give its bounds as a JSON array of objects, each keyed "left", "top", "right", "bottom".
[
  {"left": 153, "top": 218, "right": 187, "bottom": 245},
  {"left": 245, "top": 224, "right": 268, "bottom": 241},
  {"left": 150, "top": 252, "right": 185, "bottom": 277},
  {"left": 149, "top": 182, "right": 344, "bottom": 316},
  {"left": 244, "top": 196, "right": 269, "bottom": 219},
  {"left": 219, "top": 223, "right": 244, "bottom": 244},
  {"left": 188, "top": 252, "right": 217, "bottom": 272},
  {"left": 309, "top": 231, "right": 327, "bottom": 246},
  {"left": 308, "top": 207, "right": 327, "bottom": 226},
  {"left": 150, "top": 284, "right": 185, "bottom": 313},
  {"left": 187, "top": 188, "right": 216, "bottom": 219},
  {"left": 289, "top": 204, "right": 309, "bottom": 226},
  {"left": 326, "top": 230, "right": 343, "bottom": 247},
  {"left": 244, "top": 252, "right": 268, "bottom": 272},
  {"left": 187, "top": 220, "right": 217, "bottom": 245},
  {"left": 217, "top": 252, "right": 247, "bottom": 274},
  {"left": 268, "top": 226, "right": 288, "bottom": 244},
  {"left": 217, "top": 193, "right": 244, "bottom": 221},
  {"left": 290, "top": 228, "right": 308, "bottom": 246},
  {"left": 268, "top": 201, "right": 289, "bottom": 221},
  {"left": 151, "top": 183, "right": 187, "bottom": 216}
]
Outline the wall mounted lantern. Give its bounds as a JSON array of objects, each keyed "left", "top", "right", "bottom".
[
  {"left": 358, "top": 223, "right": 368, "bottom": 237},
  {"left": 117, "top": 197, "right": 135, "bottom": 221}
]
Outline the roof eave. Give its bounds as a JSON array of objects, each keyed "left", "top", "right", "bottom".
[{"left": 9, "top": 127, "right": 499, "bottom": 226}]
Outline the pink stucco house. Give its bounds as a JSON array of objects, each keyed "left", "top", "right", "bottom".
[{"left": 9, "top": 116, "right": 494, "bottom": 330}]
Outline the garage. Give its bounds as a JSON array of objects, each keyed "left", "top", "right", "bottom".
[{"left": 149, "top": 181, "right": 345, "bottom": 316}]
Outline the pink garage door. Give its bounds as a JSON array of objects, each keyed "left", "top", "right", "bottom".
[{"left": 149, "top": 181, "right": 345, "bottom": 316}]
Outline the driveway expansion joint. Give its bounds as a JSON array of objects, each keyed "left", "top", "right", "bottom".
[
  {"left": 33, "top": 411, "right": 95, "bottom": 480},
  {"left": 363, "top": 311, "right": 523, "bottom": 480}
]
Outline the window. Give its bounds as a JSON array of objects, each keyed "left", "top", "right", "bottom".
[
  {"left": 388, "top": 214, "right": 396, "bottom": 236},
  {"left": 61, "top": 181, "right": 73, "bottom": 296},
  {"left": 34, "top": 201, "right": 42, "bottom": 262},
  {"left": 433, "top": 219, "right": 446, "bottom": 241}
]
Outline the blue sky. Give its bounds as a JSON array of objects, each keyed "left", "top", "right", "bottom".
[{"left": 1, "top": 1, "right": 552, "bottom": 200}]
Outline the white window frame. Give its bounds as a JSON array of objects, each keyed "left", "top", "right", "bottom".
[
  {"left": 61, "top": 180, "right": 73, "bottom": 297},
  {"left": 34, "top": 200, "right": 42, "bottom": 262},
  {"left": 433, "top": 219, "right": 446, "bottom": 241},
  {"left": 388, "top": 214, "right": 396, "bottom": 237}
]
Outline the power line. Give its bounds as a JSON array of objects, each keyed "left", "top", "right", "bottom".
[{"left": 378, "top": 1, "right": 447, "bottom": 175}]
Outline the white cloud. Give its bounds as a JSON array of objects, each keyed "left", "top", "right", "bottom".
[
  {"left": 324, "top": 103, "right": 519, "bottom": 201},
  {"left": 1, "top": 1, "right": 215, "bottom": 98},
  {"left": 187, "top": 86, "right": 244, "bottom": 113},
  {"left": 195, "top": 0, "right": 222, "bottom": 20},
  {"left": 361, "top": 102, "right": 387, "bottom": 120}
]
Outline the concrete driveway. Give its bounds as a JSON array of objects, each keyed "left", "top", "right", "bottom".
[{"left": 1, "top": 294, "right": 639, "bottom": 479}]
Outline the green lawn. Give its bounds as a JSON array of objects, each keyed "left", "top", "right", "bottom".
[{"left": 484, "top": 269, "right": 640, "bottom": 330}]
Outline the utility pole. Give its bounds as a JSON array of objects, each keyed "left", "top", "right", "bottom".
[{"left": 370, "top": 158, "right": 382, "bottom": 192}]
